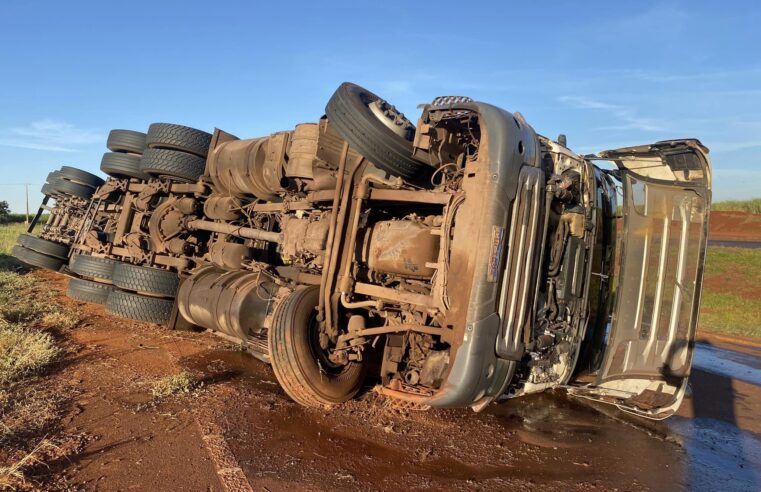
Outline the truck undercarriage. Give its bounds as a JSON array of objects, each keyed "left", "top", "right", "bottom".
[{"left": 13, "top": 83, "right": 711, "bottom": 419}]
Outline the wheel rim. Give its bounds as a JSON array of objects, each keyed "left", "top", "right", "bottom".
[
  {"left": 306, "top": 310, "right": 345, "bottom": 375},
  {"left": 367, "top": 97, "right": 416, "bottom": 142}
]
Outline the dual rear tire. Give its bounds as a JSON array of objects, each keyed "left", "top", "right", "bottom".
[
  {"left": 106, "top": 263, "right": 178, "bottom": 324},
  {"left": 101, "top": 129, "right": 151, "bottom": 180},
  {"left": 12, "top": 245, "right": 65, "bottom": 271},
  {"left": 139, "top": 123, "right": 212, "bottom": 182},
  {"left": 68, "top": 254, "right": 178, "bottom": 325},
  {"left": 18, "top": 234, "right": 70, "bottom": 259},
  {"left": 67, "top": 278, "right": 113, "bottom": 304},
  {"left": 42, "top": 166, "right": 103, "bottom": 200},
  {"left": 105, "top": 290, "right": 174, "bottom": 324}
]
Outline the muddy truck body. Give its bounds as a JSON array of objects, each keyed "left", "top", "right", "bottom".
[{"left": 13, "top": 83, "right": 711, "bottom": 419}]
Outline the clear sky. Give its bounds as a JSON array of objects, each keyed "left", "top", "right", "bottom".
[{"left": 1, "top": 0, "right": 759, "bottom": 212}]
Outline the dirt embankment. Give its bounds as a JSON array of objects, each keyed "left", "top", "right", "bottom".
[{"left": 709, "top": 211, "right": 761, "bottom": 241}]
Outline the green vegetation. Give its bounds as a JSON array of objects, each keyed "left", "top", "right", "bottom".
[
  {"left": 0, "top": 222, "right": 26, "bottom": 270},
  {"left": 700, "top": 293, "right": 761, "bottom": 339},
  {"left": 704, "top": 246, "right": 761, "bottom": 277},
  {"left": 699, "top": 247, "right": 761, "bottom": 338},
  {"left": 0, "top": 200, "right": 45, "bottom": 225},
  {"left": 711, "top": 198, "right": 761, "bottom": 214},
  {"left": 151, "top": 371, "right": 202, "bottom": 397}
]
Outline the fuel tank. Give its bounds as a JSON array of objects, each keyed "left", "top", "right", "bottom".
[{"left": 177, "top": 266, "right": 277, "bottom": 341}]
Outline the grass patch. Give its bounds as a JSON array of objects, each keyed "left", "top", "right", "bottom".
[
  {"left": 704, "top": 247, "right": 761, "bottom": 276},
  {"left": 711, "top": 198, "right": 761, "bottom": 214},
  {"left": 0, "top": 385, "right": 61, "bottom": 445},
  {"left": 0, "top": 226, "right": 83, "bottom": 486},
  {"left": 0, "top": 271, "right": 80, "bottom": 329},
  {"left": 0, "top": 322, "right": 59, "bottom": 384},
  {"left": 151, "top": 371, "right": 201, "bottom": 398},
  {"left": 700, "top": 292, "right": 761, "bottom": 339},
  {"left": 699, "top": 247, "right": 761, "bottom": 338},
  {"left": 0, "top": 222, "right": 26, "bottom": 271}
]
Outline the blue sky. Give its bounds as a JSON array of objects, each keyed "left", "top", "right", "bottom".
[{"left": 1, "top": 0, "right": 760, "bottom": 212}]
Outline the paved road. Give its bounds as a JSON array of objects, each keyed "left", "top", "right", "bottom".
[{"left": 708, "top": 239, "right": 761, "bottom": 249}]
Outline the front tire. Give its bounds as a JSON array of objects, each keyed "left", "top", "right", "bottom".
[
  {"left": 325, "top": 82, "right": 432, "bottom": 181},
  {"left": 268, "top": 286, "right": 365, "bottom": 407}
]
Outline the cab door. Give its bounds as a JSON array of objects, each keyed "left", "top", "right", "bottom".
[{"left": 571, "top": 139, "right": 711, "bottom": 419}]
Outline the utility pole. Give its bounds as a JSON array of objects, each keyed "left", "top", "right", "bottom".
[{"left": 25, "top": 184, "right": 30, "bottom": 225}]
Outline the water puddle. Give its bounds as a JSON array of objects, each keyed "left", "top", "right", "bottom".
[
  {"left": 693, "top": 342, "right": 761, "bottom": 386},
  {"left": 667, "top": 417, "right": 761, "bottom": 491},
  {"left": 177, "top": 344, "right": 761, "bottom": 490}
]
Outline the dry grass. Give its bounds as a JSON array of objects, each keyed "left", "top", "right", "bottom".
[
  {"left": 0, "top": 271, "right": 81, "bottom": 330},
  {"left": 0, "top": 439, "right": 56, "bottom": 490},
  {"left": 152, "top": 371, "right": 201, "bottom": 397},
  {"left": 0, "top": 322, "right": 59, "bottom": 385},
  {"left": 0, "top": 229, "right": 83, "bottom": 488},
  {"left": 0, "top": 385, "right": 60, "bottom": 444}
]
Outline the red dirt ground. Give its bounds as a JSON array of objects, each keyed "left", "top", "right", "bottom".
[
  {"left": 708, "top": 211, "right": 761, "bottom": 241},
  {"left": 14, "top": 271, "right": 761, "bottom": 491}
]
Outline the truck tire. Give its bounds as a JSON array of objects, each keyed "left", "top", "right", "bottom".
[
  {"left": 67, "top": 278, "right": 113, "bottom": 304},
  {"left": 12, "top": 245, "right": 65, "bottom": 271},
  {"left": 112, "top": 263, "right": 179, "bottom": 297},
  {"left": 268, "top": 286, "right": 365, "bottom": 407},
  {"left": 106, "top": 289, "right": 173, "bottom": 324},
  {"left": 17, "top": 234, "right": 70, "bottom": 259},
  {"left": 325, "top": 82, "right": 431, "bottom": 181},
  {"left": 59, "top": 166, "right": 105, "bottom": 189},
  {"left": 107, "top": 130, "right": 147, "bottom": 155},
  {"left": 146, "top": 123, "right": 212, "bottom": 158},
  {"left": 41, "top": 182, "right": 63, "bottom": 197},
  {"left": 140, "top": 148, "right": 206, "bottom": 182},
  {"left": 46, "top": 170, "right": 62, "bottom": 183},
  {"left": 100, "top": 152, "right": 150, "bottom": 180},
  {"left": 40, "top": 183, "right": 55, "bottom": 196},
  {"left": 70, "top": 254, "right": 117, "bottom": 282},
  {"left": 50, "top": 177, "right": 94, "bottom": 200}
]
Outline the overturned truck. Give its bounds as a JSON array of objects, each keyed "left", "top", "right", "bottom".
[{"left": 13, "top": 83, "right": 711, "bottom": 419}]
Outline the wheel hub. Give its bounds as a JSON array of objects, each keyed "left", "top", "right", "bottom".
[{"left": 368, "top": 99, "right": 415, "bottom": 141}]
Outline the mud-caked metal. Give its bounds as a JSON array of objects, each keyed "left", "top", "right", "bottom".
[{"left": 14, "top": 82, "right": 711, "bottom": 419}]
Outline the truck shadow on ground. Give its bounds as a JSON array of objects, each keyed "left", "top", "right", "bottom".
[{"left": 678, "top": 341, "right": 760, "bottom": 491}]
